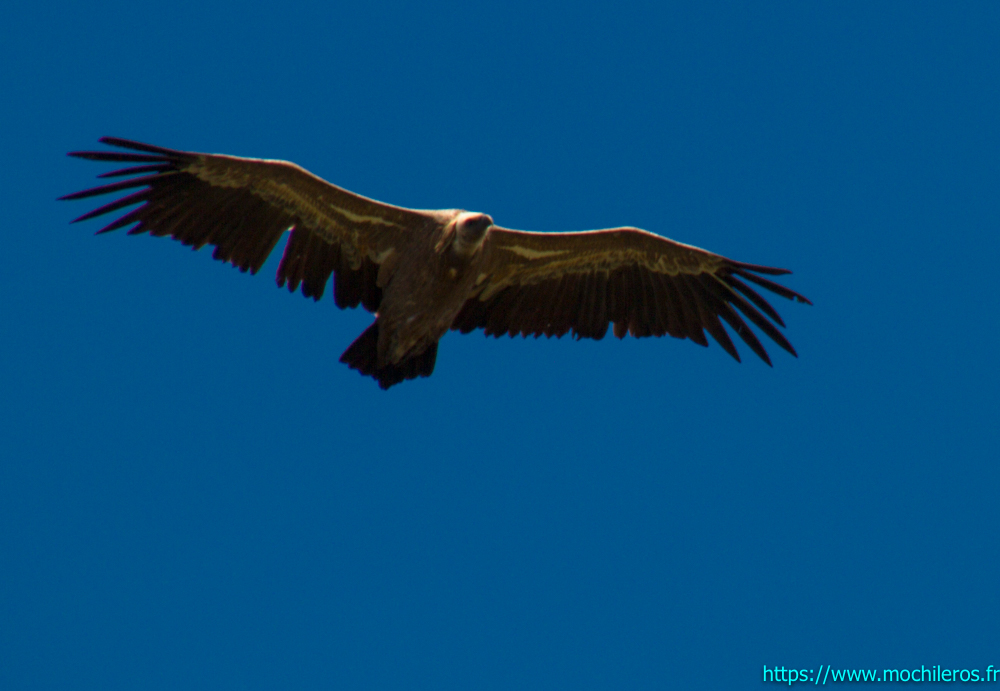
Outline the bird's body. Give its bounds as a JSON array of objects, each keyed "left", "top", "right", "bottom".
[
  {"left": 63, "top": 137, "right": 810, "bottom": 389},
  {"left": 367, "top": 211, "right": 492, "bottom": 369}
]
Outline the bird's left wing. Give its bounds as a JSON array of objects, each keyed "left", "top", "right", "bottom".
[
  {"left": 62, "top": 137, "right": 438, "bottom": 311},
  {"left": 452, "top": 226, "right": 811, "bottom": 365}
]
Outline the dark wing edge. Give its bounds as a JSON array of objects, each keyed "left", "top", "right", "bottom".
[
  {"left": 61, "top": 137, "right": 431, "bottom": 312},
  {"left": 451, "top": 227, "right": 811, "bottom": 366}
]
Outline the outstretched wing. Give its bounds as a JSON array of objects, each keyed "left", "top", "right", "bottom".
[
  {"left": 62, "top": 137, "right": 439, "bottom": 312},
  {"left": 452, "top": 227, "right": 811, "bottom": 365}
]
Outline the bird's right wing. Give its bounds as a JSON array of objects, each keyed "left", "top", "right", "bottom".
[
  {"left": 452, "top": 226, "right": 811, "bottom": 365},
  {"left": 62, "top": 137, "right": 441, "bottom": 312}
]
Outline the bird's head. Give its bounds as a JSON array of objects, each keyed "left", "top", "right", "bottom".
[{"left": 447, "top": 211, "right": 493, "bottom": 257}]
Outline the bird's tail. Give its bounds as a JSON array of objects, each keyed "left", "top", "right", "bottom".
[{"left": 339, "top": 321, "right": 438, "bottom": 390}]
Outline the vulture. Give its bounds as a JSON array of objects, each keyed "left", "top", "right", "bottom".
[{"left": 63, "top": 137, "right": 811, "bottom": 389}]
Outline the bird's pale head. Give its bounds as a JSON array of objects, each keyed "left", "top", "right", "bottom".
[{"left": 450, "top": 211, "right": 493, "bottom": 256}]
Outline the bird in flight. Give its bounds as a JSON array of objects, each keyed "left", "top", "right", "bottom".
[{"left": 63, "top": 137, "right": 811, "bottom": 389}]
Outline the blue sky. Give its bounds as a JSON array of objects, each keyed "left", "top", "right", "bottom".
[{"left": 2, "top": 2, "right": 998, "bottom": 688}]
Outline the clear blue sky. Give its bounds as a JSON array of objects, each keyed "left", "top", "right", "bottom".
[{"left": 2, "top": 2, "right": 998, "bottom": 688}]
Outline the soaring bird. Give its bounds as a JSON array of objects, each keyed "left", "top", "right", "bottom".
[{"left": 63, "top": 137, "right": 811, "bottom": 389}]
